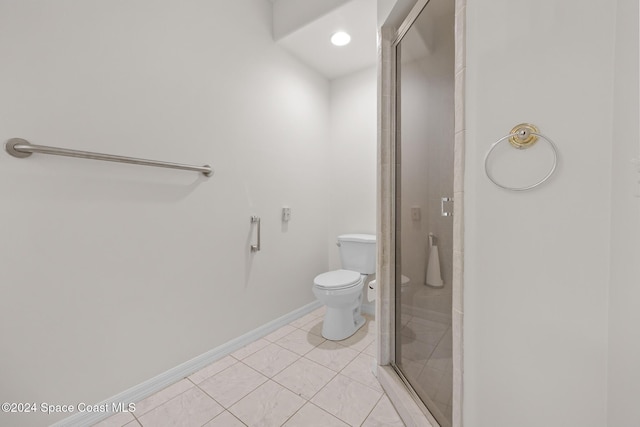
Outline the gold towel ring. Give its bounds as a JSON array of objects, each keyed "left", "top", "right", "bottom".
[{"left": 484, "top": 124, "right": 559, "bottom": 191}]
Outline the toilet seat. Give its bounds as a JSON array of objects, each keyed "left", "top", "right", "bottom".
[{"left": 313, "top": 269, "right": 362, "bottom": 291}]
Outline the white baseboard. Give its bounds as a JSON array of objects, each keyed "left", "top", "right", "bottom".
[{"left": 53, "top": 299, "right": 322, "bottom": 427}]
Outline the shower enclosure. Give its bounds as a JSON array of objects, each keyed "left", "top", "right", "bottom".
[{"left": 391, "top": 0, "right": 455, "bottom": 425}]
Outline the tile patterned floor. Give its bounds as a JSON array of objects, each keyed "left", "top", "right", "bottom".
[{"left": 93, "top": 308, "right": 405, "bottom": 427}]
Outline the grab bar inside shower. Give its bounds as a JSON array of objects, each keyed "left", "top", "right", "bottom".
[{"left": 5, "top": 138, "right": 213, "bottom": 177}]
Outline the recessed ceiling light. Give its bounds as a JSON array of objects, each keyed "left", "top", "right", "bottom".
[{"left": 331, "top": 31, "right": 351, "bottom": 46}]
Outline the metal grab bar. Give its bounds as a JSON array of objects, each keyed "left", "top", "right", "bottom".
[
  {"left": 250, "top": 216, "right": 261, "bottom": 252},
  {"left": 5, "top": 138, "right": 213, "bottom": 177}
]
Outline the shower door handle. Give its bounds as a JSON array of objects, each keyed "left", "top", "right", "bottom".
[
  {"left": 441, "top": 197, "right": 453, "bottom": 217},
  {"left": 250, "top": 216, "right": 261, "bottom": 252}
]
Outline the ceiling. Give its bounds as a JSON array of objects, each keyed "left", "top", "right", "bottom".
[{"left": 272, "top": 0, "right": 379, "bottom": 80}]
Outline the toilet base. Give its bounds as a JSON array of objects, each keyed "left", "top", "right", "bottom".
[{"left": 321, "top": 295, "right": 365, "bottom": 341}]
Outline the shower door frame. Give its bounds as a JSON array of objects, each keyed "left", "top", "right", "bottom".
[{"left": 376, "top": 0, "right": 465, "bottom": 426}]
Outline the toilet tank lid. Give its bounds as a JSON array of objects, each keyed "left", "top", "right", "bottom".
[{"left": 338, "top": 233, "right": 376, "bottom": 243}]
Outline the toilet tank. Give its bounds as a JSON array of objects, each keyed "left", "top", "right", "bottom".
[{"left": 337, "top": 234, "right": 376, "bottom": 274}]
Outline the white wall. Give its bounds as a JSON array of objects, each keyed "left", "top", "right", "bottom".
[
  {"left": 0, "top": 1, "right": 330, "bottom": 426},
  {"left": 328, "top": 66, "right": 378, "bottom": 270},
  {"left": 607, "top": 0, "right": 640, "bottom": 425},
  {"left": 464, "top": 1, "right": 616, "bottom": 426}
]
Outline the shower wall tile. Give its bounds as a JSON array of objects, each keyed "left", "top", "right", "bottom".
[
  {"left": 452, "top": 194, "right": 464, "bottom": 255},
  {"left": 455, "top": 6, "right": 466, "bottom": 74},
  {"left": 452, "top": 309, "right": 464, "bottom": 427},
  {"left": 377, "top": 23, "right": 396, "bottom": 369},
  {"left": 454, "top": 69, "right": 466, "bottom": 133},
  {"left": 454, "top": 132, "right": 466, "bottom": 194},
  {"left": 452, "top": 0, "right": 465, "bottom": 423},
  {"left": 452, "top": 249, "right": 464, "bottom": 312}
]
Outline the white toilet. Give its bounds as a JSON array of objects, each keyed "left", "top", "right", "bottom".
[{"left": 313, "top": 234, "right": 376, "bottom": 341}]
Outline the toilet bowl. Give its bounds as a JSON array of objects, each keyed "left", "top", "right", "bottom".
[
  {"left": 313, "top": 233, "right": 376, "bottom": 341},
  {"left": 313, "top": 269, "right": 366, "bottom": 341}
]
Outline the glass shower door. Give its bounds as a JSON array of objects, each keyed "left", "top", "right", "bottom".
[{"left": 393, "top": 0, "right": 455, "bottom": 425}]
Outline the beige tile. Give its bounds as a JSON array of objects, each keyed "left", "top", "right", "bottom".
[
  {"left": 124, "top": 421, "right": 140, "bottom": 427},
  {"left": 229, "top": 380, "right": 304, "bottom": 427},
  {"left": 453, "top": 132, "right": 465, "bottom": 194},
  {"left": 454, "top": 6, "right": 466, "bottom": 73},
  {"left": 273, "top": 357, "right": 336, "bottom": 400},
  {"left": 263, "top": 324, "right": 297, "bottom": 342},
  {"left": 92, "top": 410, "right": 136, "bottom": 427},
  {"left": 198, "top": 362, "right": 267, "bottom": 408},
  {"left": 188, "top": 355, "right": 238, "bottom": 384},
  {"left": 137, "top": 386, "right": 223, "bottom": 427},
  {"left": 231, "top": 338, "right": 270, "bottom": 360},
  {"left": 309, "top": 306, "right": 326, "bottom": 318},
  {"left": 134, "top": 379, "right": 193, "bottom": 416},
  {"left": 310, "top": 374, "right": 382, "bottom": 427},
  {"left": 290, "top": 311, "right": 322, "bottom": 328},
  {"left": 454, "top": 69, "right": 465, "bottom": 133},
  {"left": 362, "top": 341, "right": 377, "bottom": 357},
  {"left": 242, "top": 343, "right": 300, "bottom": 377},
  {"left": 298, "top": 316, "right": 324, "bottom": 337},
  {"left": 275, "top": 328, "right": 325, "bottom": 356},
  {"left": 340, "top": 352, "right": 382, "bottom": 392},
  {"left": 362, "top": 395, "right": 405, "bottom": 427},
  {"left": 336, "top": 324, "right": 375, "bottom": 352},
  {"left": 203, "top": 410, "right": 246, "bottom": 427},
  {"left": 305, "top": 341, "right": 359, "bottom": 372},
  {"left": 283, "top": 402, "right": 349, "bottom": 427}
]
